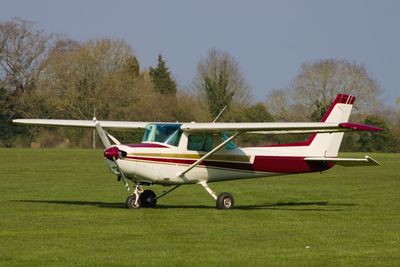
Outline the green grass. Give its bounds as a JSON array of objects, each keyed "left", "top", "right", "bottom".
[{"left": 0, "top": 149, "right": 399, "bottom": 266}]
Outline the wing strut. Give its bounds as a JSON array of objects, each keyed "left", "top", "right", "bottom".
[
  {"left": 177, "top": 132, "right": 241, "bottom": 178},
  {"left": 155, "top": 185, "right": 181, "bottom": 200},
  {"left": 212, "top": 105, "right": 228, "bottom": 123}
]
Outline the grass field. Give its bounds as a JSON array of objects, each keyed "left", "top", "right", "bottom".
[{"left": 0, "top": 149, "right": 399, "bottom": 266}]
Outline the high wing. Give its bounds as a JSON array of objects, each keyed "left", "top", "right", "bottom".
[
  {"left": 13, "top": 119, "right": 382, "bottom": 134},
  {"left": 13, "top": 119, "right": 152, "bottom": 130},
  {"left": 180, "top": 122, "right": 383, "bottom": 134}
]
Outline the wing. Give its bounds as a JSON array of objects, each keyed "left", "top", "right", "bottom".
[
  {"left": 14, "top": 119, "right": 382, "bottom": 134},
  {"left": 13, "top": 119, "right": 150, "bottom": 130},
  {"left": 180, "top": 122, "right": 383, "bottom": 134}
]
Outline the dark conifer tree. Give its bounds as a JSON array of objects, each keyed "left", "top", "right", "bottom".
[{"left": 149, "top": 54, "right": 177, "bottom": 95}]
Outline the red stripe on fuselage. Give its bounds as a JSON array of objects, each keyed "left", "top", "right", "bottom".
[
  {"left": 125, "top": 155, "right": 333, "bottom": 174},
  {"left": 253, "top": 156, "right": 334, "bottom": 173}
]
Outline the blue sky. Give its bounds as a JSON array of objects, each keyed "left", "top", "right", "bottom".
[{"left": 1, "top": 0, "right": 399, "bottom": 106}]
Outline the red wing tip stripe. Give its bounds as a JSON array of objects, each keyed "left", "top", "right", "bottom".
[{"left": 339, "top": 122, "right": 383, "bottom": 131}]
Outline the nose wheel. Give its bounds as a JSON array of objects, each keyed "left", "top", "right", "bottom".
[
  {"left": 126, "top": 194, "right": 140, "bottom": 209},
  {"left": 126, "top": 184, "right": 157, "bottom": 209}
]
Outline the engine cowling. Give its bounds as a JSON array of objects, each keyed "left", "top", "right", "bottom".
[{"left": 104, "top": 146, "right": 126, "bottom": 160}]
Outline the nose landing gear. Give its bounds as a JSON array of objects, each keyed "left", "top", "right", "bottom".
[{"left": 126, "top": 184, "right": 157, "bottom": 209}]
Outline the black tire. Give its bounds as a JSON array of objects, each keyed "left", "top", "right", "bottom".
[
  {"left": 126, "top": 195, "right": 140, "bottom": 209},
  {"left": 216, "top": 192, "right": 234, "bottom": 209},
  {"left": 139, "top": 190, "right": 157, "bottom": 208}
]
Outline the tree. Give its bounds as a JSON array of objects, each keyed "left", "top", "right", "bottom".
[
  {"left": 0, "top": 18, "right": 52, "bottom": 92},
  {"left": 33, "top": 39, "right": 181, "bottom": 147},
  {"left": 266, "top": 89, "right": 309, "bottom": 122},
  {"left": 292, "top": 59, "right": 381, "bottom": 121},
  {"left": 397, "top": 97, "right": 400, "bottom": 116},
  {"left": 392, "top": 97, "right": 400, "bottom": 152},
  {"left": 38, "top": 39, "right": 139, "bottom": 120},
  {"left": 193, "top": 48, "right": 251, "bottom": 118},
  {"left": 0, "top": 18, "right": 52, "bottom": 146},
  {"left": 123, "top": 55, "right": 140, "bottom": 78},
  {"left": 170, "top": 90, "right": 210, "bottom": 123},
  {"left": 236, "top": 103, "right": 274, "bottom": 146},
  {"left": 358, "top": 115, "right": 396, "bottom": 152},
  {"left": 149, "top": 54, "right": 176, "bottom": 95},
  {"left": 266, "top": 59, "right": 383, "bottom": 148}
]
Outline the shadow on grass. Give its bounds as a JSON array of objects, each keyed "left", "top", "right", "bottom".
[
  {"left": 12, "top": 200, "right": 356, "bottom": 211},
  {"left": 234, "top": 201, "right": 357, "bottom": 211},
  {"left": 11, "top": 200, "right": 126, "bottom": 209},
  {"left": 158, "top": 201, "right": 356, "bottom": 211}
]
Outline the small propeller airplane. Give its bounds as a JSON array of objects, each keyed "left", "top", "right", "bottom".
[{"left": 13, "top": 94, "right": 382, "bottom": 209}]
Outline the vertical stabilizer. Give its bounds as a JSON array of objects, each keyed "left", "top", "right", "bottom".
[{"left": 308, "top": 94, "right": 355, "bottom": 157}]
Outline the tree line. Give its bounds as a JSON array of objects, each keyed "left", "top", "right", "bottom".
[{"left": 1, "top": 18, "right": 399, "bottom": 152}]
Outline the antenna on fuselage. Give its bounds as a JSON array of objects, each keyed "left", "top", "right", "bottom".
[{"left": 212, "top": 105, "right": 228, "bottom": 123}]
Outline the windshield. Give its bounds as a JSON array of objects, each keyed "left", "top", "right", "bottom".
[
  {"left": 142, "top": 123, "right": 182, "bottom": 145},
  {"left": 220, "top": 133, "right": 238, "bottom": 149}
]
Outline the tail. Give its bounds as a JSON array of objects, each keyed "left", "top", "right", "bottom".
[{"left": 307, "top": 94, "right": 355, "bottom": 157}]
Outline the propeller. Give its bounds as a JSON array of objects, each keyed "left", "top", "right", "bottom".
[{"left": 93, "top": 117, "right": 130, "bottom": 191}]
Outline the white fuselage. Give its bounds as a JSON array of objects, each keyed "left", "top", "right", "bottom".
[{"left": 112, "top": 131, "right": 334, "bottom": 185}]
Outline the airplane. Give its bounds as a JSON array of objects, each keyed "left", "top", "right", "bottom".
[{"left": 13, "top": 94, "right": 383, "bottom": 209}]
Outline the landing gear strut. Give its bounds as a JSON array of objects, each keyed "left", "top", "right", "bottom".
[
  {"left": 126, "top": 184, "right": 144, "bottom": 209},
  {"left": 199, "top": 181, "right": 234, "bottom": 209}
]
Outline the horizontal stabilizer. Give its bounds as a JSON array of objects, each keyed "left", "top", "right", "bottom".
[{"left": 305, "top": 156, "right": 380, "bottom": 167}]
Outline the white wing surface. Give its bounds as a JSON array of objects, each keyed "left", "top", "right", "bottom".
[
  {"left": 179, "top": 122, "right": 382, "bottom": 134},
  {"left": 14, "top": 119, "right": 382, "bottom": 134},
  {"left": 181, "top": 122, "right": 339, "bottom": 133},
  {"left": 13, "top": 119, "right": 150, "bottom": 130}
]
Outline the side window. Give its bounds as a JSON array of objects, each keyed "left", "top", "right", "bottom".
[{"left": 187, "top": 134, "right": 213, "bottom": 151}]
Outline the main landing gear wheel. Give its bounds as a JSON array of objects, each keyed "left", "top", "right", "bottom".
[
  {"left": 126, "top": 195, "right": 140, "bottom": 209},
  {"left": 139, "top": 190, "right": 157, "bottom": 208},
  {"left": 216, "top": 192, "right": 234, "bottom": 209}
]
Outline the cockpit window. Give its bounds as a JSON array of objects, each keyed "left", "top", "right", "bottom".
[
  {"left": 187, "top": 133, "right": 237, "bottom": 151},
  {"left": 142, "top": 123, "right": 182, "bottom": 144},
  {"left": 187, "top": 134, "right": 213, "bottom": 151},
  {"left": 164, "top": 129, "right": 183, "bottom": 146}
]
